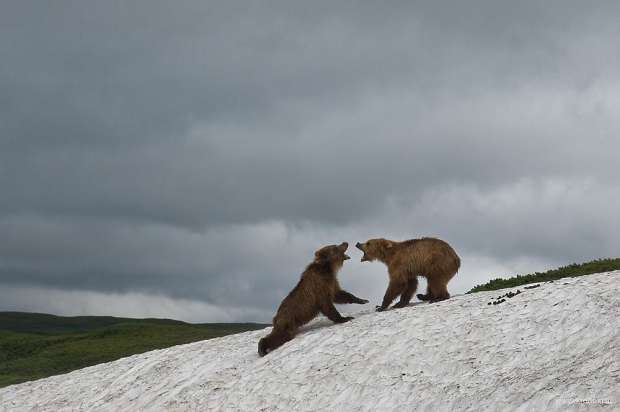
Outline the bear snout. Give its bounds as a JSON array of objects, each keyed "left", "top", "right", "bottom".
[{"left": 355, "top": 242, "right": 364, "bottom": 250}]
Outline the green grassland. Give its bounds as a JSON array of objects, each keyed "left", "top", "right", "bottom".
[
  {"left": 0, "top": 312, "right": 267, "bottom": 388},
  {"left": 467, "top": 257, "right": 620, "bottom": 293}
]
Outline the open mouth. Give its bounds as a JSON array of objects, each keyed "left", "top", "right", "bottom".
[
  {"left": 355, "top": 243, "right": 369, "bottom": 261},
  {"left": 343, "top": 254, "right": 351, "bottom": 260}
]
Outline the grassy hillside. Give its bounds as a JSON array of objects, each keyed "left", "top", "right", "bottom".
[
  {"left": 0, "top": 312, "right": 187, "bottom": 335},
  {"left": 467, "top": 258, "right": 620, "bottom": 293},
  {"left": 0, "top": 312, "right": 267, "bottom": 388}
]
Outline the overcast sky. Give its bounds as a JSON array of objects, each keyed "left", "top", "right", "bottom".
[{"left": 1, "top": 1, "right": 619, "bottom": 322}]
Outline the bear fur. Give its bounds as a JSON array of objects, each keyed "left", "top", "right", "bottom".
[
  {"left": 258, "top": 242, "right": 368, "bottom": 356},
  {"left": 355, "top": 237, "right": 460, "bottom": 311}
]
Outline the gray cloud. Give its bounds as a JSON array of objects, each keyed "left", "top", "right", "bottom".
[{"left": 1, "top": 1, "right": 619, "bottom": 321}]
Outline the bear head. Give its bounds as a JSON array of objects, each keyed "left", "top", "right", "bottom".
[
  {"left": 355, "top": 238, "right": 394, "bottom": 262},
  {"left": 314, "top": 242, "right": 350, "bottom": 269}
]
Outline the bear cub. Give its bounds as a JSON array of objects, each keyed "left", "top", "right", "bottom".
[
  {"left": 258, "top": 242, "right": 368, "bottom": 356},
  {"left": 356, "top": 237, "right": 460, "bottom": 311}
]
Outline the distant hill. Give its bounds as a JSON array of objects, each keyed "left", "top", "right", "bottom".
[
  {"left": 0, "top": 312, "right": 268, "bottom": 388},
  {"left": 0, "top": 311, "right": 264, "bottom": 335}
]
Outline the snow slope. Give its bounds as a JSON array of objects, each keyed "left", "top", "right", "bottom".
[{"left": 1, "top": 271, "right": 619, "bottom": 411}]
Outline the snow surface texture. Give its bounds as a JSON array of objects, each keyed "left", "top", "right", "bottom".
[{"left": 2, "top": 272, "right": 619, "bottom": 411}]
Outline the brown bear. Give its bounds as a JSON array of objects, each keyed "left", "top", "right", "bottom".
[
  {"left": 355, "top": 237, "right": 460, "bottom": 311},
  {"left": 258, "top": 242, "right": 368, "bottom": 356}
]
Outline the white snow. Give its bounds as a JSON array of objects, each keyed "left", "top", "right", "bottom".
[{"left": 1, "top": 271, "right": 619, "bottom": 411}]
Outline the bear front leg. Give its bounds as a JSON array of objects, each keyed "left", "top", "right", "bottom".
[
  {"left": 334, "top": 290, "right": 369, "bottom": 305},
  {"left": 393, "top": 276, "right": 418, "bottom": 308},
  {"left": 321, "top": 302, "right": 354, "bottom": 323},
  {"left": 377, "top": 279, "right": 405, "bottom": 311}
]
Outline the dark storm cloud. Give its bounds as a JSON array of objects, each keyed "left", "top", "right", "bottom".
[{"left": 1, "top": 1, "right": 619, "bottom": 321}]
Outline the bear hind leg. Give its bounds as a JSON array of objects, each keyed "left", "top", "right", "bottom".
[
  {"left": 258, "top": 328, "right": 294, "bottom": 356},
  {"left": 416, "top": 284, "right": 432, "bottom": 301},
  {"left": 427, "top": 277, "right": 450, "bottom": 303}
]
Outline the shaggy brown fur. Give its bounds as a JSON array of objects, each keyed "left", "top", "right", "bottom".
[
  {"left": 258, "top": 242, "right": 368, "bottom": 356},
  {"left": 355, "top": 237, "right": 460, "bottom": 311}
]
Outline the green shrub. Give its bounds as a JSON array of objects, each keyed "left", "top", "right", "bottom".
[{"left": 467, "top": 258, "right": 620, "bottom": 293}]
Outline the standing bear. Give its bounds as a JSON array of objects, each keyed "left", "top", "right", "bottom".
[
  {"left": 355, "top": 237, "right": 460, "bottom": 311},
  {"left": 258, "top": 242, "right": 368, "bottom": 356}
]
